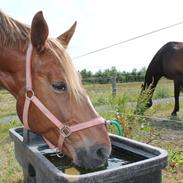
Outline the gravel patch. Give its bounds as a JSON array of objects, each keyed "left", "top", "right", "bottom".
[{"left": 0, "top": 115, "right": 19, "bottom": 124}]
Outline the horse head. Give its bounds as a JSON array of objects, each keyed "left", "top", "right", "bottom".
[{"left": 0, "top": 11, "right": 111, "bottom": 169}]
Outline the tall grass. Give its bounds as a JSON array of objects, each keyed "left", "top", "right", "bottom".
[
  {"left": 108, "top": 93, "right": 130, "bottom": 112},
  {"left": 154, "top": 86, "right": 171, "bottom": 99}
]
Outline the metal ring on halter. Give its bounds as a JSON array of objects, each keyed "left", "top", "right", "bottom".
[
  {"left": 49, "top": 148, "right": 65, "bottom": 158},
  {"left": 25, "top": 90, "right": 35, "bottom": 100},
  {"left": 60, "top": 125, "right": 72, "bottom": 138},
  {"left": 56, "top": 151, "right": 64, "bottom": 158},
  {"left": 105, "top": 120, "right": 111, "bottom": 126}
]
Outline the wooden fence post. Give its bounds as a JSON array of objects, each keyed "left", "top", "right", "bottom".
[{"left": 112, "top": 75, "right": 117, "bottom": 96}]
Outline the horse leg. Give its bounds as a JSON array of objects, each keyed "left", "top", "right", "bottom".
[{"left": 171, "top": 82, "right": 180, "bottom": 116}]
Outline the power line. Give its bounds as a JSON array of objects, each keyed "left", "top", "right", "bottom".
[{"left": 73, "top": 21, "right": 183, "bottom": 60}]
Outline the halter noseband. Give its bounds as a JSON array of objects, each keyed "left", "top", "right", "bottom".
[{"left": 23, "top": 43, "right": 105, "bottom": 151}]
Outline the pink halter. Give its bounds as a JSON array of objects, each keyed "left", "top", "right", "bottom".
[{"left": 23, "top": 43, "right": 105, "bottom": 150}]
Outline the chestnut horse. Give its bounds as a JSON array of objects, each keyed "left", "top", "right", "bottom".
[
  {"left": 137, "top": 42, "right": 183, "bottom": 116},
  {"left": 0, "top": 11, "right": 111, "bottom": 169}
]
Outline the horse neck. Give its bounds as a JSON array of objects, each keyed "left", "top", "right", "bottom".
[
  {"left": 0, "top": 11, "right": 30, "bottom": 98},
  {"left": 144, "top": 69, "right": 154, "bottom": 89},
  {"left": 144, "top": 66, "right": 162, "bottom": 90},
  {"left": 0, "top": 46, "right": 25, "bottom": 98}
]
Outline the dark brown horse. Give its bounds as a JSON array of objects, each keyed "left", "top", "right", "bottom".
[
  {"left": 0, "top": 10, "right": 111, "bottom": 169},
  {"left": 137, "top": 41, "right": 183, "bottom": 116}
]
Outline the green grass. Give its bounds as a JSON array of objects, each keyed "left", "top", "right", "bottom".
[
  {"left": 85, "top": 82, "right": 142, "bottom": 105},
  {"left": 0, "top": 90, "right": 16, "bottom": 118},
  {"left": 1, "top": 117, "right": 182, "bottom": 183},
  {"left": 0, "top": 78, "right": 175, "bottom": 118},
  {"left": 0, "top": 121, "right": 23, "bottom": 183},
  {"left": 154, "top": 86, "right": 171, "bottom": 99},
  {"left": 85, "top": 78, "right": 183, "bottom": 121},
  {"left": 0, "top": 78, "right": 182, "bottom": 182},
  {"left": 153, "top": 79, "right": 173, "bottom": 99},
  {"left": 144, "top": 100, "right": 183, "bottom": 119},
  {"left": 101, "top": 112, "right": 183, "bottom": 183},
  {"left": 85, "top": 79, "right": 174, "bottom": 107}
]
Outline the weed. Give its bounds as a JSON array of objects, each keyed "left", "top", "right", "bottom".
[
  {"left": 109, "top": 93, "right": 130, "bottom": 113},
  {"left": 135, "top": 84, "right": 154, "bottom": 115},
  {"left": 169, "top": 150, "right": 183, "bottom": 167}
]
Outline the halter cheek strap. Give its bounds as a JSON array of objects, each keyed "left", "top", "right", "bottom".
[{"left": 22, "top": 43, "right": 105, "bottom": 150}]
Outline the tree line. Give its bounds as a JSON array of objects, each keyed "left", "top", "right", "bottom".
[{"left": 80, "top": 66, "right": 146, "bottom": 84}]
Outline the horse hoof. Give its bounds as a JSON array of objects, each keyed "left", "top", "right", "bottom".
[
  {"left": 171, "top": 112, "right": 177, "bottom": 116},
  {"left": 170, "top": 113, "right": 178, "bottom": 120}
]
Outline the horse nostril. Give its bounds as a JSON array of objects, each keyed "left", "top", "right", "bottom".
[
  {"left": 95, "top": 146, "right": 109, "bottom": 161},
  {"left": 96, "top": 148, "right": 103, "bottom": 158}
]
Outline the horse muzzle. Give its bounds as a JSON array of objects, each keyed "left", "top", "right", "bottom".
[
  {"left": 74, "top": 144, "right": 111, "bottom": 169},
  {"left": 146, "top": 99, "right": 152, "bottom": 108}
]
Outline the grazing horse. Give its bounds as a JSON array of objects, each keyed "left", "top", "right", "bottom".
[
  {"left": 137, "top": 41, "right": 183, "bottom": 116},
  {"left": 0, "top": 10, "right": 111, "bottom": 169}
]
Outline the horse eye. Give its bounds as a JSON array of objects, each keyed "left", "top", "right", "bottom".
[{"left": 52, "top": 82, "right": 67, "bottom": 92}]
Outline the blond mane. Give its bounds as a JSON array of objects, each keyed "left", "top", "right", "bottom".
[
  {"left": 0, "top": 10, "right": 82, "bottom": 101},
  {"left": 0, "top": 11, "right": 29, "bottom": 50},
  {"left": 47, "top": 39, "right": 83, "bottom": 101}
]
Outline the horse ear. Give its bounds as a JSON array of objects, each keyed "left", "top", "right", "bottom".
[
  {"left": 31, "top": 11, "right": 49, "bottom": 52},
  {"left": 57, "top": 21, "right": 77, "bottom": 48}
]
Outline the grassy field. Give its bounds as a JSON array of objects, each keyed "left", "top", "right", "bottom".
[
  {"left": 84, "top": 79, "right": 174, "bottom": 106},
  {"left": 0, "top": 78, "right": 176, "bottom": 118},
  {"left": 0, "top": 78, "right": 183, "bottom": 183}
]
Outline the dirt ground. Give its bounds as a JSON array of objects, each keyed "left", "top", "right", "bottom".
[{"left": 147, "top": 118, "right": 183, "bottom": 183}]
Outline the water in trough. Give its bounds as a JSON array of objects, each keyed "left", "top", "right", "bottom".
[{"left": 43, "top": 146, "right": 147, "bottom": 175}]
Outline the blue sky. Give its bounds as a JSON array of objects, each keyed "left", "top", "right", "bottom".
[{"left": 1, "top": 0, "right": 183, "bottom": 72}]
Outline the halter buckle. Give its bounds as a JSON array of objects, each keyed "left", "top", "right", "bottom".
[
  {"left": 60, "top": 126, "right": 72, "bottom": 138},
  {"left": 25, "top": 90, "right": 35, "bottom": 100}
]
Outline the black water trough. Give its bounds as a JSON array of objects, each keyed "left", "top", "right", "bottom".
[{"left": 9, "top": 127, "right": 168, "bottom": 183}]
